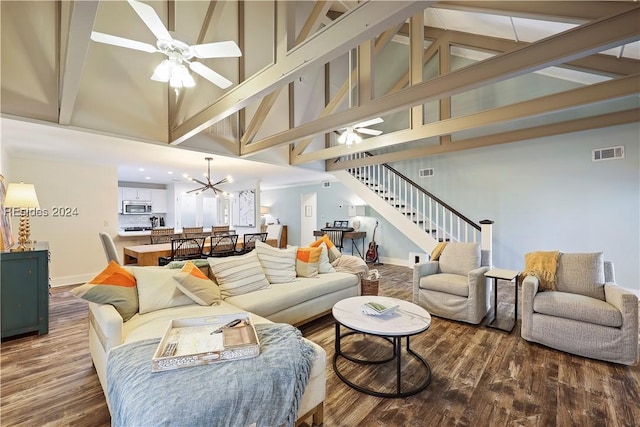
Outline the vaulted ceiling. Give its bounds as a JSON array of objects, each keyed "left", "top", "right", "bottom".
[{"left": 2, "top": 1, "right": 639, "bottom": 176}]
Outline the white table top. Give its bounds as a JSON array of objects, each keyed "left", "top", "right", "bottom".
[
  {"left": 332, "top": 296, "right": 431, "bottom": 336},
  {"left": 485, "top": 268, "right": 520, "bottom": 281}
]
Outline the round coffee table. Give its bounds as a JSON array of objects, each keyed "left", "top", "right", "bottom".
[{"left": 332, "top": 296, "right": 432, "bottom": 398}]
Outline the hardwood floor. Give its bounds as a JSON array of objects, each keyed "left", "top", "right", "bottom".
[{"left": 1, "top": 264, "right": 638, "bottom": 426}]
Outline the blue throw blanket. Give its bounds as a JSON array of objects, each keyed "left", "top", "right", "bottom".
[{"left": 107, "top": 323, "right": 315, "bottom": 427}]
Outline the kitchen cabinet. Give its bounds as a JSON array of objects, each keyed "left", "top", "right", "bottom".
[
  {"left": 122, "top": 187, "right": 152, "bottom": 201},
  {"left": 151, "top": 189, "right": 167, "bottom": 213},
  {"left": 0, "top": 242, "right": 49, "bottom": 339}
]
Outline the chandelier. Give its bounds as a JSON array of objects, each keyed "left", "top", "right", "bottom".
[{"left": 186, "top": 157, "right": 232, "bottom": 196}]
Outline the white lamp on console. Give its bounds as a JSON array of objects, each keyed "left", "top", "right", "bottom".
[{"left": 3, "top": 182, "right": 40, "bottom": 251}]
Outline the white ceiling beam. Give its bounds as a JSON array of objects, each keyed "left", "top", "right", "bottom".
[
  {"left": 169, "top": 1, "right": 431, "bottom": 145},
  {"left": 58, "top": 1, "right": 99, "bottom": 126},
  {"left": 245, "top": 6, "right": 640, "bottom": 157}
]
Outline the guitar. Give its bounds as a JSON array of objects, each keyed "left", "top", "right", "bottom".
[{"left": 365, "top": 221, "right": 379, "bottom": 263}]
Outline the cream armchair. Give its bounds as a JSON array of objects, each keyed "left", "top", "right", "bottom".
[
  {"left": 413, "top": 242, "right": 491, "bottom": 324},
  {"left": 521, "top": 252, "right": 638, "bottom": 366}
]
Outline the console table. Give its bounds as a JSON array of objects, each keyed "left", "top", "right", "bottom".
[{"left": 0, "top": 242, "right": 50, "bottom": 339}]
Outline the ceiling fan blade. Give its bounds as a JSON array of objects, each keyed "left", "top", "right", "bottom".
[
  {"left": 90, "top": 32, "right": 157, "bottom": 53},
  {"left": 189, "top": 62, "right": 232, "bottom": 89},
  {"left": 356, "top": 128, "right": 383, "bottom": 136},
  {"left": 127, "top": 0, "right": 172, "bottom": 41},
  {"left": 191, "top": 41, "right": 242, "bottom": 59},
  {"left": 354, "top": 117, "right": 384, "bottom": 128}
]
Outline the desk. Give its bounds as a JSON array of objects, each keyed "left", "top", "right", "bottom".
[
  {"left": 123, "top": 238, "right": 277, "bottom": 266},
  {"left": 485, "top": 268, "right": 520, "bottom": 332},
  {"left": 313, "top": 230, "right": 366, "bottom": 258}
]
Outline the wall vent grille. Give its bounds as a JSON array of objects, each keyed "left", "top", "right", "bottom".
[
  {"left": 419, "top": 168, "right": 434, "bottom": 178},
  {"left": 322, "top": 181, "right": 331, "bottom": 188},
  {"left": 593, "top": 146, "right": 624, "bottom": 162}
]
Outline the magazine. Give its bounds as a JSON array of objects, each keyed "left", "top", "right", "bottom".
[{"left": 361, "top": 301, "right": 399, "bottom": 316}]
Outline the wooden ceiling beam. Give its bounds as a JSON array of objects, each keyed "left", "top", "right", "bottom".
[
  {"left": 247, "top": 7, "right": 640, "bottom": 158},
  {"left": 295, "top": 73, "right": 639, "bottom": 164},
  {"left": 326, "top": 108, "right": 639, "bottom": 170},
  {"left": 170, "top": 1, "right": 431, "bottom": 145}
]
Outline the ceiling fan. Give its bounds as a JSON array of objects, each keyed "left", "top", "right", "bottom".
[
  {"left": 186, "top": 157, "right": 232, "bottom": 196},
  {"left": 90, "top": 0, "right": 241, "bottom": 90},
  {"left": 337, "top": 117, "right": 384, "bottom": 146}
]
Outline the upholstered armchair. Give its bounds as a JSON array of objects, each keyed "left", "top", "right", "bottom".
[
  {"left": 521, "top": 252, "right": 638, "bottom": 366},
  {"left": 413, "top": 242, "right": 491, "bottom": 324}
]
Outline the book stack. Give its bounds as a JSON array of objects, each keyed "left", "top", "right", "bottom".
[{"left": 361, "top": 301, "right": 399, "bottom": 316}]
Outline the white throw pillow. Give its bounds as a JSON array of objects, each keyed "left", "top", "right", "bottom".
[
  {"left": 255, "top": 240, "right": 297, "bottom": 284},
  {"left": 318, "top": 242, "right": 336, "bottom": 273},
  {"left": 208, "top": 251, "right": 270, "bottom": 298},
  {"left": 132, "top": 267, "right": 193, "bottom": 314}
]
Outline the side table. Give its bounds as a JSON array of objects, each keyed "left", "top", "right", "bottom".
[{"left": 485, "top": 268, "right": 520, "bottom": 332}]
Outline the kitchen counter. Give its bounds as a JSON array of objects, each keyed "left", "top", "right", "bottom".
[{"left": 117, "top": 228, "right": 214, "bottom": 237}]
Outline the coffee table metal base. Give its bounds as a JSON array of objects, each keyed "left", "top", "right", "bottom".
[{"left": 333, "top": 323, "right": 431, "bottom": 398}]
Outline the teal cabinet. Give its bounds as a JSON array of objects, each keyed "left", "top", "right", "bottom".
[{"left": 1, "top": 242, "right": 49, "bottom": 339}]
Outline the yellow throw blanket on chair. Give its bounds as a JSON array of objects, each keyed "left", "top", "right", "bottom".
[
  {"left": 522, "top": 251, "right": 560, "bottom": 291},
  {"left": 430, "top": 242, "right": 448, "bottom": 261}
]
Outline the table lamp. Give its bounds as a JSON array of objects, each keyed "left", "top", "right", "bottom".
[
  {"left": 3, "top": 182, "right": 40, "bottom": 251},
  {"left": 260, "top": 206, "right": 270, "bottom": 226}
]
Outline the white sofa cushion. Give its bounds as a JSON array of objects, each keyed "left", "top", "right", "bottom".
[
  {"left": 208, "top": 251, "right": 270, "bottom": 298},
  {"left": 133, "top": 267, "right": 193, "bottom": 314},
  {"left": 255, "top": 241, "right": 297, "bottom": 284}
]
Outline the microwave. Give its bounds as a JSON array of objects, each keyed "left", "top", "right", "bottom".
[{"left": 122, "top": 200, "right": 152, "bottom": 214}]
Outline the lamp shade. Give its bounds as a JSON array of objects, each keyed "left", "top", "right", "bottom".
[
  {"left": 260, "top": 206, "right": 270, "bottom": 215},
  {"left": 4, "top": 183, "right": 40, "bottom": 208}
]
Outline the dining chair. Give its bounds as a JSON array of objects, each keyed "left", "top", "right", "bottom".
[
  {"left": 207, "top": 233, "right": 239, "bottom": 257},
  {"left": 99, "top": 232, "right": 122, "bottom": 265},
  {"left": 183, "top": 226, "right": 204, "bottom": 238},
  {"left": 158, "top": 237, "right": 205, "bottom": 266},
  {"left": 150, "top": 228, "right": 174, "bottom": 244},
  {"left": 237, "top": 232, "right": 268, "bottom": 254}
]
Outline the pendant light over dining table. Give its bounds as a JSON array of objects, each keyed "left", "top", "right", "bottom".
[{"left": 185, "top": 157, "right": 232, "bottom": 196}]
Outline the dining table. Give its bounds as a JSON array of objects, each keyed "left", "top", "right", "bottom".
[{"left": 123, "top": 238, "right": 277, "bottom": 267}]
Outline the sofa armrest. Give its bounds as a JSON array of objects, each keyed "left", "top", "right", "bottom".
[
  {"left": 604, "top": 283, "right": 639, "bottom": 326},
  {"left": 520, "top": 275, "right": 539, "bottom": 341},
  {"left": 412, "top": 261, "right": 439, "bottom": 302},
  {"left": 89, "top": 302, "right": 125, "bottom": 353}
]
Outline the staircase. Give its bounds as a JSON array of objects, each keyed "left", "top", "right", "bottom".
[{"left": 332, "top": 152, "right": 491, "bottom": 256}]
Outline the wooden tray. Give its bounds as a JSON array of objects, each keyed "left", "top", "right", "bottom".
[{"left": 151, "top": 313, "right": 260, "bottom": 372}]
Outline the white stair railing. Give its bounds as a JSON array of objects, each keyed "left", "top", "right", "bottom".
[{"left": 345, "top": 151, "right": 481, "bottom": 244}]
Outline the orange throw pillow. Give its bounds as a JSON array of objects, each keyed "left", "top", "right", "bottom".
[
  {"left": 296, "top": 246, "right": 322, "bottom": 277},
  {"left": 90, "top": 260, "right": 136, "bottom": 287},
  {"left": 309, "top": 234, "right": 341, "bottom": 263},
  {"left": 180, "top": 260, "right": 209, "bottom": 280}
]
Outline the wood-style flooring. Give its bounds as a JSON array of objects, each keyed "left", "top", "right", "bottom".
[{"left": 1, "top": 264, "right": 639, "bottom": 426}]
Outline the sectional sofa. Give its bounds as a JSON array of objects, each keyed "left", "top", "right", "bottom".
[{"left": 76, "top": 239, "right": 365, "bottom": 426}]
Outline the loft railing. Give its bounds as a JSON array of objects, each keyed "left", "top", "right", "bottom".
[{"left": 344, "top": 151, "right": 481, "bottom": 243}]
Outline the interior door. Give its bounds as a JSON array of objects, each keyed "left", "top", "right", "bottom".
[{"left": 300, "top": 192, "right": 317, "bottom": 246}]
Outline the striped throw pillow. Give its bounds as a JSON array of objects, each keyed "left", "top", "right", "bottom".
[
  {"left": 208, "top": 251, "right": 270, "bottom": 298},
  {"left": 255, "top": 240, "right": 297, "bottom": 284}
]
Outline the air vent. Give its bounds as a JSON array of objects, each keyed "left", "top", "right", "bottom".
[
  {"left": 593, "top": 146, "right": 624, "bottom": 162},
  {"left": 322, "top": 181, "right": 331, "bottom": 188},
  {"left": 419, "top": 168, "right": 434, "bottom": 178}
]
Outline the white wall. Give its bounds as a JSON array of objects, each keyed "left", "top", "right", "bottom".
[{"left": 8, "top": 155, "right": 118, "bottom": 286}]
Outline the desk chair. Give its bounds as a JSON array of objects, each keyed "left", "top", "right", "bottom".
[{"left": 158, "top": 237, "right": 205, "bottom": 266}]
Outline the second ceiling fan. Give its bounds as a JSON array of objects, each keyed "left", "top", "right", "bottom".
[{"left": 91, "top": 0, "right": 241, "bottom": 89}]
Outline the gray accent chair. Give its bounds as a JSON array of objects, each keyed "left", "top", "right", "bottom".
[
  {"left": 413, "top": 242, "right": 491, "bottom": 324},
  {"left": 521, "top": 252, "right": 638, "bottom": 366},
  {"left": 99, "top": 232, "right": 121, "bottom": 265}
]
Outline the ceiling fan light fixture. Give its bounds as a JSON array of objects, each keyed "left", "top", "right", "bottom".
[
  {"left": 338, "top": 128, "right": 362, "bottom": 146},
  {"left": 151, "top": 59, "right": 171, "bottom": 82}
]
